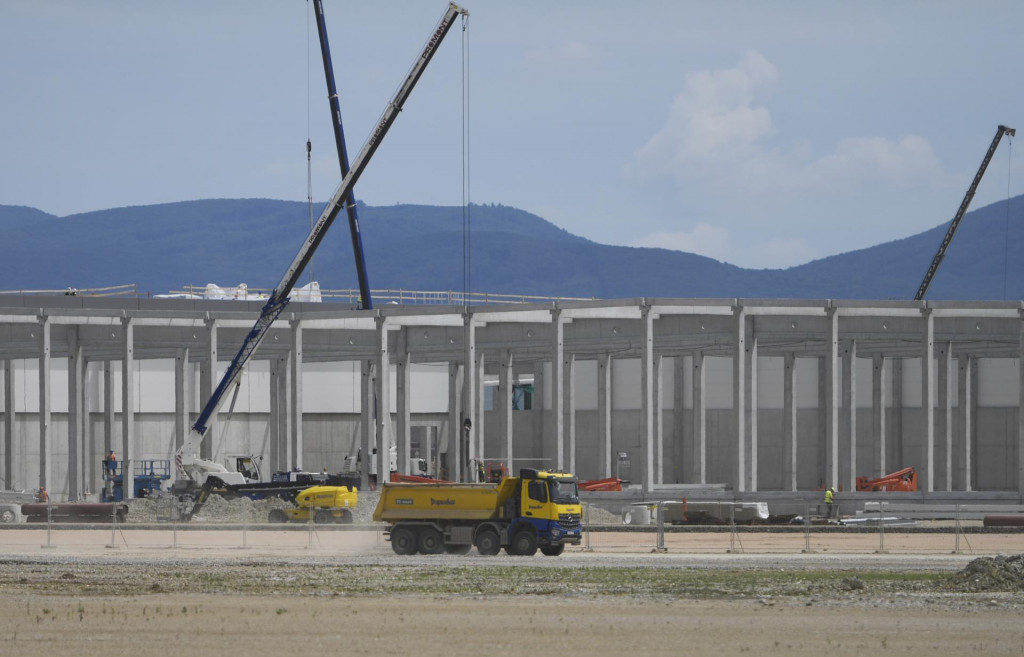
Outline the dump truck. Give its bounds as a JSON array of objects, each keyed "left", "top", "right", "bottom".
[
  {"left": 267, "top": 485, "right": 358, "bottom": 524},
  {"left": 373, "top": 468, "right": 582, "bottom": 556}
]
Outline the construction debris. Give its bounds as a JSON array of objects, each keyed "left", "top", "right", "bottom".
[{"left": 949, "top": 554, "right": 1024, "bottom": 592}]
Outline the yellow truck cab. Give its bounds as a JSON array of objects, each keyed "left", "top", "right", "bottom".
[
  {"left": 268, "top": 485, "right": 357, "bottom": 524},
  {"left": 374, "top": 468, "right": 581, "bottom": 556}
]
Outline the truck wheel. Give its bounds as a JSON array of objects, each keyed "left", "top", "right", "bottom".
[
  {"left": 509, "top": 528, "right": 538, "bottom": 556},
  {"left": 0, "top": 508, "right": 15, "bottom": 523},
  {"left": 475, "top": 529, "right": 500, "bottom": 556},
  {"left": 391, "top": 526, "right": 417, "bottom": 555},
  {"left": 417, "top": 527, "right": 445, "bottom": 554},
  {"left": 540, "top": 544, "right": 565, "bottom": 557},
  {"left": 268, "top": 509, "right": 287, "bottom": 523},
  {"left": 337, "top": 509, "right": 353, "bottom": 524},
  {"left": 314, "top": 510, "right": 332, "bottom": 524}
]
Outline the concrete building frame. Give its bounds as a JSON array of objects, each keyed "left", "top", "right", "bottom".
[{"left": 0, "top": 295, "right": 1022, "bottom": 504}]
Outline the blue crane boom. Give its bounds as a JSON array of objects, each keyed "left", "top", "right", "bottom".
[
  {"left": 176, "top": 3, "right": 469, "bottom": 476},
  {"left": 312, "top": 0, "right": 373, "bottom": 311}
]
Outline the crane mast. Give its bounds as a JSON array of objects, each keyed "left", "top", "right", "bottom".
[
  {"left": 312, "top": 0, "right": 373, "bottom": 311},
  {"left": 914, "top": 124, "right": 1015, "bottom": 300},
  {"left": 176, "top": 3, "right": 469, "bottom": 477}
]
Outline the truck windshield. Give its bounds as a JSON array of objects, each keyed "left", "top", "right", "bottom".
[{"left": 548, "top": 479, "right": 579, "bottom": 504}]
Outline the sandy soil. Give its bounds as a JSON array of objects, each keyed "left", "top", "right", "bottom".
[
  {"left": 1, "top": 527, "right": 1022, "bottom": 657},
  {"left": 2, "top": 593, "right": 1022, "bottom": 657}
]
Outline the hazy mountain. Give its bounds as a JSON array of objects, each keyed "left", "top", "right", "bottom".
[{"left": 0, "top": 196, "right": 1021, "bottom": 301}]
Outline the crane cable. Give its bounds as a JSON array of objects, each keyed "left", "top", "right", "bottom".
[
  {"left": 461, "top": 12, "right": 471, "bottom": 306},
  {"left": 306, "top": 1, "right": 315, "bottom": 286},
  {"left": 1003, "top": 134, "right": 1013, "bottom": 300}
]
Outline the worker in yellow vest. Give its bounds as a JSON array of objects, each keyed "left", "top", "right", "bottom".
[{"left": 824, "top": 487, "right": 836, "bottom": 519}]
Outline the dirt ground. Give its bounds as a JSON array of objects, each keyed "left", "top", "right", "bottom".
[{"left": 0, "top": 527, "right": 1022, "bottom": 656}]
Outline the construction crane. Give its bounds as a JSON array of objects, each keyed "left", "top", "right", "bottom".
[
  {"left": 174, "top": 3, "right": 469, "bottom": 499},
  {"left": 312, "top": 0, "right": 372, "bottom": 311},
  {"left": 914, "top": 124, "right": 1015, "bottom": 300}
]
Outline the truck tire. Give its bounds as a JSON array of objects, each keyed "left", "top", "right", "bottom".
[
  {"left": 0, "top": 508, "right": 15, "bottom": 523},
  {"left": 540, "top": 544, "right": 565, "bottom": 557},
  {"left": 417, "top": 527, "right": 445, "bottom": 554},
  {"left": 337, "top": 509, "right": 353, "bottom": 524},
  {"left": 314, "top": 510, "right": 332, "bottom": 524},
  {"left": 474, "top": 529, "right": 500, "bottom": 556},
  {"left": 390, "top": 526, "right": 418, "bottom": 555},
  {"left": 507, "top": 528, "right": 538, "bottom": 556},
  {"left": 268, "top": 509, "right": 287, "bottom": 523}
]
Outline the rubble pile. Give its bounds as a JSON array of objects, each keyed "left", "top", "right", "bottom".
[{"left": 950, "top": 554, "right": 1024, "bottom": 592}]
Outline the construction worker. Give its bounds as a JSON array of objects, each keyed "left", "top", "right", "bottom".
[
  {"left": 824, "top": 487, "right": 836, "bottom": 519},
  {"left": 36, "top": 486, "right": 48, "bottom": 503},
  {"left": 106, "top": 450, "right": 117, "bottom": 476}
]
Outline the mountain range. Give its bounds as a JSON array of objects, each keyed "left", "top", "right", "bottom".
[{"left": 0, "top": 196, "right": 1021, "bottom": 301}]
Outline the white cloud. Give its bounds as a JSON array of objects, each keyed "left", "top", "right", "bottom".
[{"left": 625, "top": 51, "right": 951, "bottom": 266}]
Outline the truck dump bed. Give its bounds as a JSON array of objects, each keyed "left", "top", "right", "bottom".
[{"left": 373, "top": 480, "right": 517, "bottom": 522}]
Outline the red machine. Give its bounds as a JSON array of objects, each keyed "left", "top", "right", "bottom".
[
  {"left": 856, "top": 467, "right": 918, "bottom": 492},
  {"left": 578, "top": 477, "right": 624, "bottom": 492}
]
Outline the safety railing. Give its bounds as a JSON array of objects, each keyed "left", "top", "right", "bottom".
[{"left": 0, "top": 283, "right": 139, "bottom": 297}]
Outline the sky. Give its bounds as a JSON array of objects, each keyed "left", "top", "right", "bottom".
[{"left": 2, "top": 1, "right": 1023, "bottom": 269}]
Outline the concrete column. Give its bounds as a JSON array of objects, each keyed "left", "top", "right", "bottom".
[
  {"left": 499, "top": 350, "right": 513, "bottom": 473},
  {"left": 922, "top": 309, "right": 935, "bottom": 492},
  {"left": 462, "top": 315, "right": 476, "bottom": 481},
  {"left": 872, "top": 354, "right": 886, "bottom": 477},
  {"left": 202, "top": 319, "right": 218, "bottom": 461},
  {"left": 817, "top": 358, "right": 827, "bottom": 488},
  {"left": 174, "top": 348, "right": 190, "bottom": 458},
  {"left": 692, "top": 351, "right": 706, "bottom": 485},
  {"left": 550, "top": 309, "right": 564, "bottom": 473},
  {"left": 38, "top": 316, "right": 51, "bottom": 491},
  {"left": 938, "top": 342, "right": 953, "bottom": 491},
  {"left": 748, "top": 334, "right": 758, "bottom": 492},
  {"left": 4, "top": 359, "right": 14, "bottom": 490},
  {"left": 120, "top": 317, "right": 134, "bottom": 498},
  {"left": 654, "top": 354, "right": 663, "bottom": 485},
  {"left": 826, "top": 307, "right": 839, "bottom": 490},
  {"left": 531, "top": 361, "right": 544, "bottom": 465},
  {"left": 447, "top": 362, "right": 462, "bottom": 482},
  {"left": 957, "top": 355, "right": 973, "bottom": 491},
  {"left": 269, "top": 358, "right": 281, "bottom": 474},
  {"left": 360, "top": 360, "right": 373, "bottom": 490},
  {"left": 892, "top": 358, "right": 904, "bottom": 468},
  {"left": 67, "top": 327, "right": 84, "bottom": 501},
  {"left": 290, "top": 320, "right": 304, "bottom": 471},
  {"left": 672, "top": 355, "right": 686, "bottom": 483},
  {"left": 640, "top": 304, "right": 655, "bottom": 492},
  {"left": 1019, "top": 320, "right": 1024, "bottom": 494},
  {"left": 375, "top": 317, "right": 391, "bottom": 486},
  {"left": 783, "top": 353, "right": 797, "bottom": 491},
  {"left": 278, "top": 352, "right": 293, "bottom": 470},
  {"left": 563, "top": 351, "right": 575, "bottom": 474},
  {"left": 733, "top": 305, "right": 746, "bottom": 492},
  {"left": 396, "top": 330, "right": 411, "bottom": 475},
  {"left": 103, "top": 360, "right": 113, "bottom": 477},
  {"left": 598, "top": 353, "right": 612, "bottom": 478},
  {"left": 842, "top": 339, "right": 857, "bottom": 492},
  {"left": 476, "top": 351, "right": 486, "bottom": 468},
  {"left": 970, "top": 357, "right": 979, "bottom": 489}
]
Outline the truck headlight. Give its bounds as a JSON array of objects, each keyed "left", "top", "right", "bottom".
[{"left": 550, "top": 526, "right": 561, "bottom": 538}]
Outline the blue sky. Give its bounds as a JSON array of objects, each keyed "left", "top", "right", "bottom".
[{"left": 2, "top": 1, "right": 1022, "bottom": 268}]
